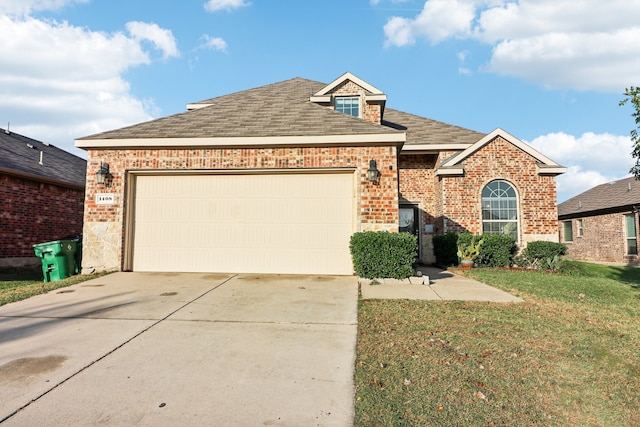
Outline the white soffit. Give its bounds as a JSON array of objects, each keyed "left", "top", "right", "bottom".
[
  {"left": 401, "top": 143, "right": 471, "bottom": 153},
  {"left": 75, "top": 133, "right": 406, "bottom": 149}
]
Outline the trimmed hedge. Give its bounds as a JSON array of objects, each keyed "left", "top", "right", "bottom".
[
  {"left": 514, "top": 241, "right": 568, "bottom": 269},
  {"left": 349, "top": 231, "right": 417, "bottom": 279},
  {"left": 433, "top": 232, "right": 517, "bottom": 267},
  {"left": 433, "top": 232, "right": 459, "bottom": 266},
  {"left": 475, "top": 234, "right": 517, "bottom": 267}
]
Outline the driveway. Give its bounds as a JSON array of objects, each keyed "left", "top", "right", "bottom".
[{"left": 0, "top": 273, "right": 358, "bottom": 426}]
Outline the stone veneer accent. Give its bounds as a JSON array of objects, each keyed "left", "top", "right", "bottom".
[
  {"left": 82, "top": 145, "right": 399, "bottom": 272},
  {"left": 560, "top": 212, "right": 639, "bottom": 265}
]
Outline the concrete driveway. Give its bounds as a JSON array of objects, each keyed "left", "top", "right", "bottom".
[{"left": 0, "top": 272, "right": 358, "bottom": 426}]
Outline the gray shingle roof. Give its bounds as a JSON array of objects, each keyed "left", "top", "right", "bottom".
[
  {"left": 77, "top": 77, "right": 485, "bottom": 147},
  {"left": 558, "top": 176, "right": 640, "bottom": 218},
  {"left": 0, "top": 129, "right": 86, "bottom": 188},
  {"left": 382, "top": 109, "right": 484, "bottom": 146}
]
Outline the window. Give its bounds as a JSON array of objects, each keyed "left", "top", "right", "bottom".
[
  {"left": 577, "top": 219, "right": 583, "bottom": 237},
  {"left": 563, "top": 221, "right": 573, "bottom": 242},
  {"left": 335, "top": 97, "right": 359, "bottom": 117},
  {"left": 625, "top": 214, "right": 637, "bottom": 255},
  {"left": 481, "top": 180, "right": 518, "bottom": 240}
]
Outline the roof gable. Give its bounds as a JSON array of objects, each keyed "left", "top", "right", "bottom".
[
  {"left": 313, "top": 72, "right": 384, "bottom": 97},
  {"left": 558, "top": 176, "right": 640, "bottom": 218},
  {"left": 436, "top": 128, "right": 566, "bottom": 176}
]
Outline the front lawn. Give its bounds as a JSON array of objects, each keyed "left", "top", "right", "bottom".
[
  {"left": 355, "top": 263, "right": 640, "bottom": 426},
  {"left": 0, "top": 267, "right": 107, "bottom": 306}
]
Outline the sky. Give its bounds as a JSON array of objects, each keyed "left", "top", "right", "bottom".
[{"left": 1, "top": 0, "right": 639, "bottom": 203}]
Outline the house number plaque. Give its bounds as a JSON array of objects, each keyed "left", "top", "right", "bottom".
[{"left": 96, "top": 193, "right": 116, "bottom": 205}]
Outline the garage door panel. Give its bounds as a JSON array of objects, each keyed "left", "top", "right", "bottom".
[{"left": 132, "top": 173, "right": 354, "bottom": 274}]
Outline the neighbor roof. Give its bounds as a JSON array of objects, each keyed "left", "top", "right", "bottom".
[
  {"left": 558, "top": 176, "right": 640, "bottom": 218},
  {"left": 0, "top": 129, "right": 86, "bottom": 188},
  {"left": 76, "top": 76, "right": 485, "bottom": 150}
]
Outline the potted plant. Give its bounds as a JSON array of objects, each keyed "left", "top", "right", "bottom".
[{"left": 457, "top": 235, "right": 484, "bottom": 269}]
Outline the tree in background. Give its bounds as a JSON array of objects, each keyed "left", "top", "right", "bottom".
[{"left": 620, "top": 86, "right": 640, "bottom": 179}]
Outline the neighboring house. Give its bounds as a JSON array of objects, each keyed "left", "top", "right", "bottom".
[
  {"left": 0, "top": 128, "right": 86, "bottom": 267},
  {"left": 75, "top": 72, "right": 565, "bottom": 275},
  {"left": 558, "top": 176, "right": 640, "bottom": 265}
]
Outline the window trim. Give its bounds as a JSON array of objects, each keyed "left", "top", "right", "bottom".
[
  {"left": 577, "top": 218, "right": 583, "bottom": 237},
  {"left": 625, "top": 213, "right": 637, "bottom": 256},
  {"left": 480, "top": 179, "right": 519, "bottom": 241},
  {"left": 334, "top": 96, "right": 361, "bottom": 118},
  {"left": 563, "top": 220, "right": 573, "bottom": 243}
]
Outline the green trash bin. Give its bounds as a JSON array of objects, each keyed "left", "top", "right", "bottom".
[{"left": 33, "top": 240, "right": 78, "bottom": 282}]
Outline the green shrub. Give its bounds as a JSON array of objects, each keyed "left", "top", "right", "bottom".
[
  {"left": 433, "top": 232, "right": 459, "bottom": 266},
  {"left": 517, "top": 241, "right": 568, "bottom": 269},
  {"left": 349, "top": 231, "right": 417, "bottom": 279},
  {"left": 434, "top": 232, "right": 517, "bottom": 267},
  {"left": 475, "top": 234, "right": 517, "bottom": 267},
  {"left": 525, "top": 241, "right": 568, "bottom": 259}
]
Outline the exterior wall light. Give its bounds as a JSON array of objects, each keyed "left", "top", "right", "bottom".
[
  {"left": 367, "top": 159, "right": 380, "bottom": 183},
  {"left": 96, "top": 162, "right": 112, "bottom": 186}
]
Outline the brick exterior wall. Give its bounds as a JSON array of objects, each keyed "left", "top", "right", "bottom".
[
  {"left": 398, "top": 154, "right": 438, "bottom": 263},
  {"left": 82, "top": 145, "right": 399, "bottom": 272},
  {"left": 399, "top": 140, "right": 560, "bottom": 263},
  {"left": 0, "top": 173, "right": 85, "bottom": 266},
  {"left": 560, "top": 212, "right": 639, "bottom": 264},
  {"left": 440, "top": 136, "right": 559, "bottom": 244},
  {"left": 433, "top": 137, "right": 558, "bottom": 246}
]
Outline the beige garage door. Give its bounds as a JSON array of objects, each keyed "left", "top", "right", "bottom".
[{"left": 131, "top": 172, "right": 355, "bottom": 275}]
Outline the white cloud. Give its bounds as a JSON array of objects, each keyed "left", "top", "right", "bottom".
[
  {"left": 126, "top": 21, "right": 180, "bottom": 60},
  {"left": 528, "top": 131, "right": 634, "bottom": 201},
  {"left": 384, "top": 0, "right": 475, "bottom": 46},
  {"left": 204, "top": 0, "right": 251, "bottom": 13},
  {"left": 199, "top": 35, "right": 228, "bottom": 53},
  {"left": 0, "top": 13, "right": 178, "bottom": 155},
  {"left": 0, "top": 0, "right": 88, "bottom": 15},
  {"left": 383, "top": 0, "right": 640, "bottom": 92}
]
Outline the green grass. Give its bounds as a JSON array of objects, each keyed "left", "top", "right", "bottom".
[
  {"left": 0, "top": 266, "right": 108, "bottom": 306},
  {"left": 355, "top": 262, "right": 640, "bottom": 426}
]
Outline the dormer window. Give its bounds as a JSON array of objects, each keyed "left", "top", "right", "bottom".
[{"left": 335, "top": 96, "right": 360, "bottom": 118}]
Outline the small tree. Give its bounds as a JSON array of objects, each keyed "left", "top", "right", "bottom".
[{"left": 620, "top": 86, "right": 640, "bottom": 178}]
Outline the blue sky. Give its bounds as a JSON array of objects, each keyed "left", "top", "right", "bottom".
[{"left": 1, "top": 0, "right": 639, "bottom": 202}]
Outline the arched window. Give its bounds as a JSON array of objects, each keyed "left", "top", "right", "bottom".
[{"left": 481, "top": 180, "right": 518, "bottom": 240}]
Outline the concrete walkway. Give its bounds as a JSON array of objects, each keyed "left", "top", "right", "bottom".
[
  {"left": 360, "top": 266, "right": 523, "bottom": 302},
  {"left": 0, "top": 273, "right": 358, "bottom": 426}
]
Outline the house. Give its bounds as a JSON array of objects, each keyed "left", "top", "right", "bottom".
[
  {"left": 558, "top": 176, "right": 640, "bottom": 265},
  {"left": 0, "top": 128, "right": 86, "bottom": 267},
  {"left": 75, "top": 72, "right": 565, "bottom": 275}
]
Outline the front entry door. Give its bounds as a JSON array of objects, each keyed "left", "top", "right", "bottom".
[
  {"left": 400, "top": 205, "right": 420, "bottom": 261},
  {"left": 399, "top": 206, "right": 418, "bottom": 236}
]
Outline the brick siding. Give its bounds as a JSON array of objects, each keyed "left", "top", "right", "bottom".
[
  {"left": 399, "top": 154, "right": 438, "bottom": 263},
  {"left": 560, "top": 212, "right": 639, "bottom": 264},
  {"left": 441, "top": 136, "right": 558, "bottom": 242},
  {"left": 83, "top": 145, "right": 399, "bottom": 271},
  {"left": 0, "top": 173, "right": 85, "bottom": 262}
]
